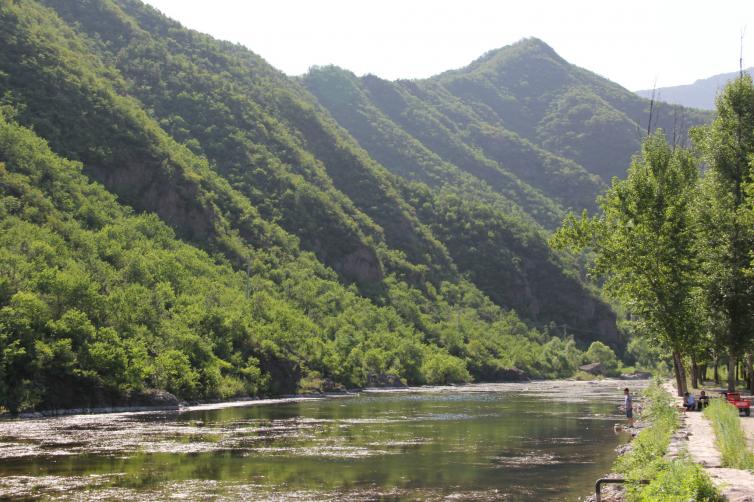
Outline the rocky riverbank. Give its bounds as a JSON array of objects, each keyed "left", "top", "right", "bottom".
[{"left": 12, "top": 389, "right": 181, "bottom": 419}]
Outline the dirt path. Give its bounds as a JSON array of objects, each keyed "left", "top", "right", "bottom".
[{"left": 664, "top": 383, "right": 754, "bottom": 501}]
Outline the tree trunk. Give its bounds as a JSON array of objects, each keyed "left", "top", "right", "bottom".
[
  {"left": 728, "top": 354, "right": 737, "bottom": 392},
  {"left": 700, "top": 364, "right": 707, "bottom": 384},
  {"left": 691, "top": 357, "right": 699, "bottom": 389},
  {"left": 742, "top": 360, "right": 748, "bottom": 388},
  {"left": 673, "top": 351, "right": 687, "bottom": 396},
  {"left": 739, "top": 360, "right": 744, "bottom": 386},
  {"left": 747, "top": 355, "right": 754, "bottom": 392},
  {"left": 714, "top": 358, "right": 720, "bottom": 385}
]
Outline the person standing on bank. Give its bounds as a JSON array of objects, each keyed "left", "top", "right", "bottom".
[{"left": 624, "top": 388, "right": 634, "bottom": 426}]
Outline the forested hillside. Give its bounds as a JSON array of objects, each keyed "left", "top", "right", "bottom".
[
  {"left": 0, "top": 110, "right": 585, "bottom": 412},
  {"left": 302, "top": 39, "right": 710, "bottom": 345},
  {"left": 304, "top": 39, "right": 710, "bottom": 216},
  {"left": 0, "top": 0, "right": 710, "bottom": 412}
]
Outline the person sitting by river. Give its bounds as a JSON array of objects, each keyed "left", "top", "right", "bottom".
[
  {"left": 683, "top": 392, "right": 696, "bottom": 411},
  {"left": 697, "top": 390, "right": 709, "bottom": 410}
]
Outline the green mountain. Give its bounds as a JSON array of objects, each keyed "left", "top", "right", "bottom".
[
  {"left": 430, "top": 39, "right": 711, "bottom": 180},
  {"left": 302, "top": 39, "right": 710, "bottom": 347},
  {"left": 0, "top": 0, "right": 704, "bottom": 411},
  {"left": 304, "top": 39, "right": 710, "bottom": 214}
]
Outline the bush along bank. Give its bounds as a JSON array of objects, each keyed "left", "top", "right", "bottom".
[
  {"left": 612, "top": 382, "right": 722, "bottom": 501},
  {"left": 703, "top": 398, "right": 754, "bottom": 471}
]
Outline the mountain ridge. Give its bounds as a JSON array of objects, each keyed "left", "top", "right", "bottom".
[
  {"left": 636, "top": 67, "right": 754, "bottom": 110},
  {"left": 303, "top": 38, "right": 710, "bottom": 328}
]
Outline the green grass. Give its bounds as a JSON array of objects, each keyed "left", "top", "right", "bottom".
[
  {"left": 615, "top": 381, "right": 722, "bottom": 501},
  {"left": 704, "top": 398, "right": 754, "bottom": 471},
  {"left": 637, "top": 458, "right": 723, "bottom": 502}
]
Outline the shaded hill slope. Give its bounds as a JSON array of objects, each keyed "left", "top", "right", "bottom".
[{"left": 0, "top": 109, "right": 602, "bottom": 411}]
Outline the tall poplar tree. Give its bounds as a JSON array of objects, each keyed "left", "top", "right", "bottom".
[
  {"left": 693, "top": 75, "right": 754, "bottom": 391},
  {"left": 552, "top": 133, "right": 699, "bottom": 396}
]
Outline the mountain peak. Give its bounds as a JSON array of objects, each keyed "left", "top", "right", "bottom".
[
  {"left": 439, "top": 37, "right": 565, "bottom": 79},
  {"left": 515, "top": 37, "right": 557, "bottom": 52}
]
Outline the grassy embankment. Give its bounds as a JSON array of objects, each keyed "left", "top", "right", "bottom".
[
  {"left": 614, "top": 381, "right": 722, "bottom": 501},
  {"left": 704, "top": 398, "right": 754, "bottom": 471}
]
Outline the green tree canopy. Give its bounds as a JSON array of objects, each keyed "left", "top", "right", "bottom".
[
  {"left": 692, "top": 74, "right": 754, "bottom": 390},
  {"left": 553, "top": 132, "right": 699, "bottom": 395}
]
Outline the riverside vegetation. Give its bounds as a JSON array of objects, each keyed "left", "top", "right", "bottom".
[
  {"left": 0, "top": 0, "right": 701, "bottom": 413},
  {"left": 554, "top": 74, "right": 754, "bottom": 397},
  {"left": 615, "top": 382, "right": 722, "bottom": 501},
  {"left": 704, "top": 398, "right": 754, "bottom": 471}
]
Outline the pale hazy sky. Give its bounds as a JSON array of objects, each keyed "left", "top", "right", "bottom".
[{"left": 143, "top": 0, "right": 753, "bottom": 90}]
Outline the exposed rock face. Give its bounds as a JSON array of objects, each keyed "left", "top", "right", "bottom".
[
  {"left": 320, "top": 379, "right": 347, "bottom": 393},
  {"left": 495, "top": 368, "right": 530, "bottom": 382},
  {"left": 523, "top": 256, "right": 620, "bottom": 346},
  {"left": 366, "top": 373, "right": 406, "bottom": 388},
  {"left": 337, "top": 245, "right": 384, "bottom": 283},
  {"left": 98, "top": 161, "right": 215, "bottom": 243},
  {"left": 15, "top": 389, "right": 180, "bottom": 418},
  {"left": 594, "top": 313, "right": 620, "bottom": 344},
  {"left": 579, "top": 362, "right": 605, "bottom": 375},
  {"left": 130, "top": 389, "right": 180, "bottom": 408},
  {"left": 527, "top": 258, "right": 619, "bottom": 346}
]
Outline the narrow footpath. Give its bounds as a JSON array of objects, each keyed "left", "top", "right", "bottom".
[{"left": 664, "top": 383, "right": 754, "bottom": 501}]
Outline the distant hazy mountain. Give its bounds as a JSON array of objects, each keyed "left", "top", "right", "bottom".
[{"left": 636, "top": 68, "right": 754, "bottom": 110}]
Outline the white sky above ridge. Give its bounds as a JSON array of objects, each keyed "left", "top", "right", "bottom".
[{"left": 142, "top": 0, "right": 754, "bottom": 91}]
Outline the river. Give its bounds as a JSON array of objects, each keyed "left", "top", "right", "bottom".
[{"left": 0, "top": 379, "right": 647, "bottom": 500}]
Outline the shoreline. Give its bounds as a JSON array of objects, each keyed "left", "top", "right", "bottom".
[
  {"left": 5, "top": 377, "right": 649, "bottom": 421},
  {"left": 11, "top": 391, "right": 360, "bottom": 420}
]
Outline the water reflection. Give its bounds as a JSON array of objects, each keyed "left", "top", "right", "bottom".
[{"left": 0, "top": 379, "right": 646, "bottom": 500}]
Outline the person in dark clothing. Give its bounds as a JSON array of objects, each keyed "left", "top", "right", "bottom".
[{"left": 697, "top": 390, "right": 709, "bottom": 410}]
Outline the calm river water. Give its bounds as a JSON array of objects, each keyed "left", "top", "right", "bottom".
[{"left": 0, "top": 379, "right": 646, "bottom": 500}]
